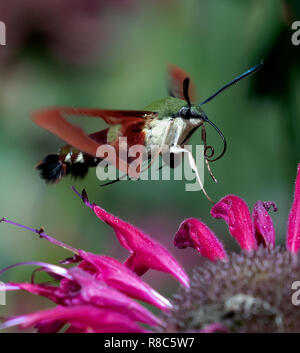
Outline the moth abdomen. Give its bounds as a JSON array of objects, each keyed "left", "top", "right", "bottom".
[
  {"left": 37, "top": 151, "right": 101, "bottom": 183},
  {"left": 36, "top": 154, "right": 66, "bottom": 183}
]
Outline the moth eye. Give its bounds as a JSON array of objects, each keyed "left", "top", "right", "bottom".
[{"left": 179, "top": 107, "right": 190, "bottom": 119}]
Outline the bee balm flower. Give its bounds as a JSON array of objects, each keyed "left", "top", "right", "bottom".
[
  {"left": 2, "top": 164, "right": 300, "bottom": 333},
  {"left": 165, "top": 164, "right": 300, "bottom": 333},
  {"left": 0, "top": 188, "right": 188, "bottom": 333}
]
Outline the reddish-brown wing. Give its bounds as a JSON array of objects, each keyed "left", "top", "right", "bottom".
[
  {"left": 167, "top": 64, "right": 197, "bottom": 102},
  {"left": 32, "top": 108, "right": 156, "bottom": 178},
  {"left": 32, "top": 108, "right": 155, "bottom": 156}
]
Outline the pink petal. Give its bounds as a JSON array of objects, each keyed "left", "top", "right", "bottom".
[
  {"left": 10, "top": 269, "right": 163, "bottom": 328},
  {"left": 0, "top": 305, "right": 148, "bottom": 333},
  {"left": 93, "top": 205, "right": 189, "bottom": 287},
  {"left": 287, "top": 164, "right": 300, "bottom": 253},
  {"left": 78, "top": 251, "right": 172, "bottom": 311},
  {"left": 73, "top": 188, "right": 189, "bottom": 288},
  {"left": 68, "top": 267, "right": 163, "bottom": 327},
  {"left": 174, "top": 218, "right": 227, "bottom": 262},
  {"left": 0, "top": 261, "right": 71, "bottom": 280},
  {"left": 9, "top": 283, "right": 58, "bottom": 302},
  {"left": 211, "top": 195, "right": 257, "bottom": 251},
  {"left": 1, "top": 284, "right": 21, "bottom": 291},
  {"left": 252, "top": 201, "right": 277, "bottom": 248}
]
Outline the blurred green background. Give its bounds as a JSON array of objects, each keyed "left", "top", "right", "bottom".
[{"left": 0, "top": 0, "right": 300, "bottom": 326}]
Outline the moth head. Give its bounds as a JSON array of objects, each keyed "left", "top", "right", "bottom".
[{"left": 179, "top": 77, "right": 227, "bottom": 162}]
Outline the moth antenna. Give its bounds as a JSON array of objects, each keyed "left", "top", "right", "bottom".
[
  {"left": 200, "top": 61, "right": 263, "bottom": 105},
  {"left": 183, "top": 78, "right": 191, "bottom": 110}
]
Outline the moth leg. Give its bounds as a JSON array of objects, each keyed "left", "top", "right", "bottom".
[
  {"left": 205, "top": 158, "right": 217, "bottom": 183},
  {"left": 170, "top": 145, "right": 214, "bottom": 203},
  {"left": 138, "top": 146, "right": 160, "bottom": 173},
  {"left": 100, "top": 175, "right": 126, "bottom": 186}
]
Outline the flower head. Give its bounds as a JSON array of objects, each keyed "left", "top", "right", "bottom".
[{"left": 165, "top": 164, "right": 300, "bottom": 333}]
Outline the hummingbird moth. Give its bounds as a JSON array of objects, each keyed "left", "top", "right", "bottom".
[{"left": 33, "top": 63, "right": 263, "bottom": 202}]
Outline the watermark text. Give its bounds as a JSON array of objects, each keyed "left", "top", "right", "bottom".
[{"left": 291, "top": 21, "right": 300, "bottom": 46}]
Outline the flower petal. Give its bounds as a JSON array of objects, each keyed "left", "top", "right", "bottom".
[
  {"left": 0, "top": 305, "right": 148, "bottom": 333},
  {"left": 0, "top": 261, "right": 72, "bottom": 280},
  {"left": 93, "top": 205, "right": 189, "bottom": 287},
  {"left": 78, "top": 251, "right": 172, "bottom": 311},
  {"left": 174, "top": 218, "right": 227, "bottom": 262},
  {"left": 252, "top": 201, "right": 276, "bottom": 248},
  {"left": 9, "top": 283, "right": 58, "bottom": 302},
  {"left": 73, "top": 187, "right": 189, "bottom": 287},
  {"left": 211, "top": 195, "right": 257, "bottom": 251},
  {"left": 287, "top": 164, "right": 300, "bottom": 253},
  {"left": 68, "top": 267, "right": 163, "bottom": 327},
  {"left": 9, "top": 269, "right": 163, "bottom": 328}
]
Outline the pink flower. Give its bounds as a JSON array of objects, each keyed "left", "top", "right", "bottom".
[
  {"left": 77, "top": 252, "right": 172, "bottom": 310},
  {"left": 0, "top": 188, "right": 187, "bottom": 333},
  {"left": 9, "top": 267, "right": 163, "bottom": 327},
  {"left": 166, "top": 164, "right": 300, "bottom": 333},
  {"left": 1, "top": 305, "right": 149, "bottom": 333},
  {"left": 287, "top": 164, "right": 300, "bottom": 253},
  {"left": 174, "top": 218, "right": 227, "bottom": 262},
  {"left": 252, "top": 201, "right": 277, "bottom": 248},
  {"left": 72, "top": 187, "right": 189, "bottom": 287},
  {"left": 211, "top": 195, "right": 258, "bottom": 251},
  {"left": 3, "top": 164, "right": 300, "bottom": 333},
  {"left": 174, "top": 162, "right": 300, "bottom": 259},
  {"left": 174, "top": 195, "right": 280, "bottom": 258}
]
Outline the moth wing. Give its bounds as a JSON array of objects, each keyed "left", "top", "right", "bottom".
[
  {"left": 32, "top": 108, "right": 155, "bottom": 178},
  {"left": 167, "top": 64, "right": 197, "bottom": 102}
]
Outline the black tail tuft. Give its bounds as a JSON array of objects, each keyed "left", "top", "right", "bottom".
[
  {"left": 66, "top": 163, "right": 89, "bottom": 179},
  {"left": 36, "top": 154, "right": 65, "bottom": 183}
]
